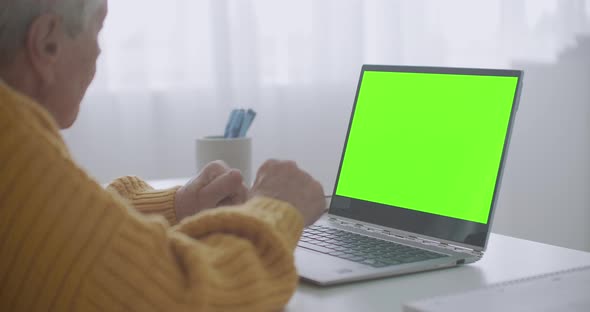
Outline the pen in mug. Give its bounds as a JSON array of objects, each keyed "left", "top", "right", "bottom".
[
  {"left": 229, "top": 109, "right": 245, "bottom": 138},
  {"left": 238, "top": 109, "right": 256, "bottom": 138},
  {"left": 224, "top": 109, "right": 239, "bottom": 138}
]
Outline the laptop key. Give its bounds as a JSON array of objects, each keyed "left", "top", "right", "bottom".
[
  {"left": 298, "top": 242, "right": 332, "bottom": 254},
  {"left": 397, "top": 256, "right": 425, "bottom": 263},
  {"left": 380, "top": 259, "right": 401, "bottom": 265},
  {"left": 328, "top": 251, "right": 348, "bottom": 257},
  {"left": 341, "top": 255, "right": 365, "bottom": 262}
]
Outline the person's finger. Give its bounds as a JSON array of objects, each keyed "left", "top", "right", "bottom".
[
  {"left": 191, "top": 160, "right": 231, "bottom": 190},
  {"left": 230, "top": 182, "right": 249, "bottom": 205},
  {"left": 217, "top": 182, "right": 247, "bottom": 206},
  {"left": 217, "top": 197, "right": 233, "bottom": 207},
  {"left": 200, "top": 169, "right": 244, "bottom": 207},
  {"left": 234, "top": 182, "right": 248, "bottom": 203}
]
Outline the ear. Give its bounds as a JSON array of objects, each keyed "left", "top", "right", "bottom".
[{"left": 25, "top": 13, "right": 66, "bottom": 85}]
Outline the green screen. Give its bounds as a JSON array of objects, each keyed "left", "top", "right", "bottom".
[{"left": 335, "top": 71, "right": 519, "bottom": 224}]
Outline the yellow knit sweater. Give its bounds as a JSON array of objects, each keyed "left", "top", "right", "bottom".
[{"left": 0, "top": 82, "right": 304, "bottom": 311}]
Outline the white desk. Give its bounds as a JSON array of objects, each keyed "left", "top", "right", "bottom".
[
  {"left": 147, "top": 178, "right": 590, "bottom": 311},
  {"left": 288, "top": 233, "right": 590, "bottom": 311}
]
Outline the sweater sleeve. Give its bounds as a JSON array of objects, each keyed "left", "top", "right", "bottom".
[
  {"left": 107, "top": 176, "right": 180, "bottom": 225},
  {"left": 0, "top": 102, "right": 304, "bottom": 312}
]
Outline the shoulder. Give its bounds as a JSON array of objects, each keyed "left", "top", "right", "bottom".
[{"left": 0, "top": 83, "right": 69, "bottom": 157}]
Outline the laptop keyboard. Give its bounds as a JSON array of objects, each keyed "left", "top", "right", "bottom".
[{"left": 298, "top": 225, "right": 448, "bottom": 268}]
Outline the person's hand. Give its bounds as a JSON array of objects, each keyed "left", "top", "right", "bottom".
[
  {"left": 249, "top": 159, "right": 326, "bottom": 226},
  {"left": 175, "top": 160, "right": 248, "bottom": 221}
]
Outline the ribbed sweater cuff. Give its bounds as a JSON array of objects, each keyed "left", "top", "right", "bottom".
[
  {"left": 240, "top": 196, "right": 305, "bottom": 248},
  {"left": 175, "top": 196, "right": 305, "bottom": 250},
  {"left": 107, "top": 176, "right": 180, "bottom": 225}
]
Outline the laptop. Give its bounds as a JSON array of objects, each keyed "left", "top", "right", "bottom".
[{"left": 296, "top": 64, "right": 524, "bottom": 286}]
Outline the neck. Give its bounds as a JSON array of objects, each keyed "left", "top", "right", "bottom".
[{"left": 0, "top": 61, "right": 44, "bottom": 102}]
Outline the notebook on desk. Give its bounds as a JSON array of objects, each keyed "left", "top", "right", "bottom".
[
  {"left": 295, "top": 65, "right": 524, "bottom": 285},
  {"left": 403, "top": 265, "right": 590, "bottom": 312}
]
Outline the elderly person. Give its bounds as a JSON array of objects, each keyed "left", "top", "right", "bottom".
[{"left": 0, "top": 0, "right": 326, "bottom": 311}]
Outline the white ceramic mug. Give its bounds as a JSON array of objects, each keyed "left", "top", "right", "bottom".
[{"left": 196, "top": 136, "right": 252, "bottom": 185}]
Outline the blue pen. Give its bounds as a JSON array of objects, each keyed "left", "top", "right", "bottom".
[
  {"left": 229, "top": 109, "right": 245, "bottom": 138},
  {"left": 224, "top": 109, "right": 239, "bottom": 138},
  {"left": 238, "top": 109, "right": 256, "bottom": 137}
]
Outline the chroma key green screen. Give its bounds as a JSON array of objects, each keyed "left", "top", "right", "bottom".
[{"left": 335, "top": 70, "right": 519, "bottom": 224}]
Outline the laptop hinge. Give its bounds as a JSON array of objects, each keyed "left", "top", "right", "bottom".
[{"left": 328, "top": 216, "right": 483, "bottom": 257}]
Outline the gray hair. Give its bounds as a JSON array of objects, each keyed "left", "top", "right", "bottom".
[{"left": 0, "top": 0, "right": 101, "bottom": 63}]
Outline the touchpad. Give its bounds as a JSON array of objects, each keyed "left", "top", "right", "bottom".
[{"left": 295, "top": 247, "right": 366, "bottom": 281}]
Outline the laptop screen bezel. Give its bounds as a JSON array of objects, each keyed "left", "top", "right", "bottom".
[{"left": 328, "top": 64, "right": 524, "bottom": 251}]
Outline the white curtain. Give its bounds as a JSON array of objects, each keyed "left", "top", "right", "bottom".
[
  {"left": 63, "top": 0, "right": 589, "bottom": 184},
  {"left": 62, "top": 0, "right": 590, "bottom": 251}
]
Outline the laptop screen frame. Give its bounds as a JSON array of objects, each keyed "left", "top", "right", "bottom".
[{"left": 328, "top": 64, "right": 524, "bottom": 251}]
